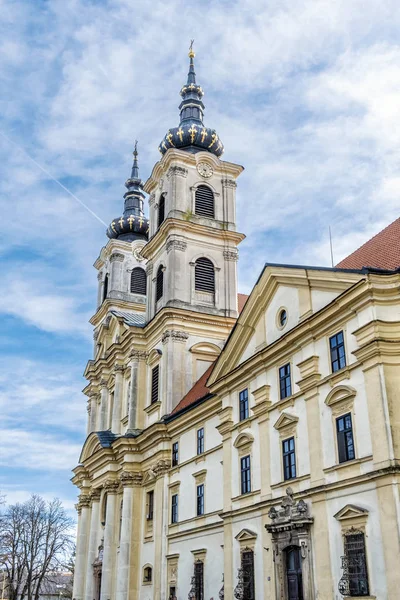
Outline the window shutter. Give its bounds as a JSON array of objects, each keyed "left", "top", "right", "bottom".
[
  {"left": 156, "top": 266, "right": 164, "bottom": 301},
  {"left": 195, "top": 258, "right": 215, "bottom": 293},
  {"left": 151, "top": 365, "right": 159, "bottom": 404},
  {"left": 158, "top": 194, "right": 165, "bottom": 227},
  {"left": 195, "top": 185, "right": 214, "bottom": 218},
  {"left": 130, "top": 268, "right": 146, "bottom": 295}
]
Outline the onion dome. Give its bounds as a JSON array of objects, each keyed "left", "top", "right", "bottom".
[
  {"left": 159, "top": 43, "right": 224, "bottom": 157},
  {"left": 106, "top": 142, "right": 149, "bottom": 242}
]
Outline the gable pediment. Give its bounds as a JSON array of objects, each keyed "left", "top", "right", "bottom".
[
  {"left": 235, "top": 528, "right": 257, "bottom": 542},
  {"left": 274, "top": 412, "right": 299, "bottom": 431},
  {"left": 334, "top": 504, "right": 369, "bottom": 521}
]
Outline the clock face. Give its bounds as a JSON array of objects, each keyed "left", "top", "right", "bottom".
[{"left": 197, "top": 162, "right": 213, "bottom": 178}]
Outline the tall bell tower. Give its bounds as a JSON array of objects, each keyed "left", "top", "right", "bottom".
[{"left": 141, "top": 46, "right": 245, "bottom": 321}]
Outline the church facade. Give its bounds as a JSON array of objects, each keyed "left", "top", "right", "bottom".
[{"left": 72, "top": 49, "right": 400, "bottom": 600}]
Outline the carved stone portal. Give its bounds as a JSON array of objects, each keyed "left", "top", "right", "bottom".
[{"left": 265, "top": 487, "right": 314, "bottom": 600}]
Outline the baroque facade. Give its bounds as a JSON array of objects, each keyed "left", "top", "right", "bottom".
[{"left": 72, "top": 48, "right": 400, "bottom": 600}]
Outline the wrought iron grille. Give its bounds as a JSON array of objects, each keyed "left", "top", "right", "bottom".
[
  {"left": 194, "top": 561, "right": 204, "bottom": 600},
  {"left": 338, "top": 533, "right": 369, "bottom": 597}
]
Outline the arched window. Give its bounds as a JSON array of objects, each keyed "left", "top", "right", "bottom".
[
  {"left": 195, "top": 258, "right": 215, "bottom": 294},
  {"left": 158, "top": 194, "right": 165, "bottom": 228},
  {"left": 101, "top": 493, "right": 108, "bottom": 526},
  {"left": 195, "top": 185, "right": 214, "bottom": 218},
  {"left": 103, "top": 274, "right": 109, "bottom": 302},
  {"left": 156, "top": 266, "right": 164, "bottom": 302},
  {"left": 130, "top": 267, "right": 146, "bottom": 295},
  {"left": 143, "top": 566, "right": 152, "bottom": 583}
]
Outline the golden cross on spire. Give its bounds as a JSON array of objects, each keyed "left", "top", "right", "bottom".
[
  {"left": 177, "top": 127, "right": 184, "bottom": 142},
  {"left": 188, "top": 124, "right": 197, "bottom": 143},
  {"left": 200, "top": 128, "right": 208, "bottom": 143},
  {"left": 189, "top": 40, "right": 195, "bottom": 58},
  {"left": 118, "top": 217, "right": 125, "bottom": 228},
  {"left": 127, "top": 214, "right": 135, "bottom": 230},
  {"left": 166, "top": 131, "right": 175, "bottom": 147}
]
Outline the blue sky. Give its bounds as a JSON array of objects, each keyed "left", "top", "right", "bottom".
[{"left": 1, "top": 0, "right": 400, "bottom": 514}]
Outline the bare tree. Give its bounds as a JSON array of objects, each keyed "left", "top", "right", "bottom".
[{"left": 0, "top": 495, "right": 74, "bottom": 600}]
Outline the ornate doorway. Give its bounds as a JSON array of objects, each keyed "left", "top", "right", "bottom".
[{"left": 286, "top": 546, "right": 303, "bottom": 600}]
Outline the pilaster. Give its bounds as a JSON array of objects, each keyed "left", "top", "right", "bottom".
[
  {"left": 73, "top": 494, "right": 91, "bottom": 600},
  {"left": 100, "top": 480, "right": 119, "bottom": 600},
  {"left": 84, "top": 489, "right": 102, "bottom": 600},
  {"left": 112, "top": 364, "right": 125, "bottom": 433}
]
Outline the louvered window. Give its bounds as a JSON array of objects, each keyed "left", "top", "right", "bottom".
[
  {"left": 156, "top": 266, "right": 164, "bottom": 302},
  {"left": 158, "top": 194, "right": 165, "bottom": 228},
  {"left": 151, "top": 365, "right": 159, "bottom": 404},
  {"left": 195, "top": 185, "right": 214, "bottom": 218},
  {"left": 130, "top": 267, "right": 146, "bottom": 295},
  {"left": 195, "top": 258, "right": 215, "bottom": 293}
]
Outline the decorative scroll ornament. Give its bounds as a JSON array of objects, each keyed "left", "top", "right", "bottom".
[
  {"left": 162, "top": 330, "right": 189, "bottom": 344},
  {"left": 223, "top": 249, "right": 238, "bottom": 261},
  {"left": 219, "top": 574, "right": 224, "bottom": 599},
  {"left": 188, "top": 575, "right": 196, "bottom": 599},
  {"left": 267, "top": 487, "right": 310, "bottom": 525}
]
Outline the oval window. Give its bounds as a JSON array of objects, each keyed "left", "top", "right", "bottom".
[{"left": 279, "top": 309, "right": 287, "bottom": 328}]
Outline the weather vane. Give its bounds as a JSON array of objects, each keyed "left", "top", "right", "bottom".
[
  {"left": 133, "top": 140, "right": 138, "bottom": 155},
  {"left": 189, "top": 39, "right": 195, "bottom": 58}
]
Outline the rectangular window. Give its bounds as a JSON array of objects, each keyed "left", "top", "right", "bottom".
[
  {"left": 151, "top": 365, "right": 159, "bottom": 404},
  {"left": 336, "top": 413, "right": 355, "bottom": 463},
  {"left": 196, "top": 484, "right": 204, "bottom": 516},
  {"left": 240, "top": 455, "right": 251, "bottom": 494},
  {"left": 194, "top": 561, "right": 204, "bottom": 600},
  {"left": 279, "top": 363, "right": 292, "bottom": 399},
  {"left": 330, "top": 331, "right": 346, "bottom": 373},
  {"left": 239, "top": 388, "right": 249, "bottom": 421},
  {"left": 146, "top": 490, "right": 154, "bottom": 521},
  {"left": 172, "top": 441, "right": 179, "bottom": 467},
  {"left": 171, "top": 493, "right": 178, "bottom": 524},
  {"left": 344, "top": 532, "right": 370, "bottom": 596},
  {"left": 197, "top": 428, "right": 204, "bottom": 455},
  {"left": 282, "top": 437, "right": 296, "bottom": 480},
  {"left": 242, "top": 550, "right": 255, "bottom": 600}
]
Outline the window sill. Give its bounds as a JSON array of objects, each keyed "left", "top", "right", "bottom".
[
  {"left": 237, "top": 418, "right": 252, "bottom": 432},
  {"left": 328, "top": 366, "right": 351, "bottom": 387},
  {"left": 270, "top": 474, "right": 310, "bottom": 489},
  {"left": 324, "top": 455, "right": 373, "bottom": 473},
  {"left": 144, "top": 401, "right": 161, "bottom": 415},
  {"left": 142, "top": 581, "right": 152, "bottom": 586},
  {"left": 343, "top": 596, "right": 375, "bottom": 600},
  {"left": 232, "top": 489, "right": 261, "bottom": 502},
  {"left": 195, "top": 453, "right": 206, "bottom": 463}
]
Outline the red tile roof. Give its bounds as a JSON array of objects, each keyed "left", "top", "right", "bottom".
[
  {"left": 171, "top": 363, "right": 214, "bottom": 414},
  {"left": 238, "top": 293, "right": 249, "bottom": 313},
  {"left": 336, "top": 217, "right": 400, "bottom": 271}
]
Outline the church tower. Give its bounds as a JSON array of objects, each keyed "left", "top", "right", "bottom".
[{"left": 141, "top": 46, "right": 244, "bottom": 321}]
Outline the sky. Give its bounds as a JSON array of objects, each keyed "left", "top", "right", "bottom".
[{"left": 1, "top": 0, "right": 400, "bottom": 515}]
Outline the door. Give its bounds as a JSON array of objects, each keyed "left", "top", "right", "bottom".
[{"left": 286, "top": 546, "right": 303, "bottom": 600}]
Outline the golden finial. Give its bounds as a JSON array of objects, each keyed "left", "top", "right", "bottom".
[{"left": 188, "top": 39, "right": 195, "bottom": 58}]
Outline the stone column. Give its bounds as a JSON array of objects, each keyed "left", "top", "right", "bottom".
[
  {"left": 84, "top": 489, "right": 102, "bottom": 600},
  {"left": 88, "top": 393, "right": 98, "bottom": 434},
  {"left": 73, "top": 494, "right": 91, "bottom": 600},
  {"left": 111, "top": 365, "right": 125, "bottom": 434},
  {"left": 99, "top": 380, "right": 109, "bottom": 431},
  {"left": 115, "top": 472, "right": 143, "bottom": 600},
  {"left": 100, "top": 480, "right": 119, "bottom": 600},
  {"left": 127, "top": 351, "right": 146, "bottom": 433}
]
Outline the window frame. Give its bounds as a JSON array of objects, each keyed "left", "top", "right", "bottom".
[
  {"left": 241, "top": 549, "right": 256, "bottom": 600},
  {"left": 171, "top": 441, "right": 179, "bottom": 467},
  {"left": 158, "top": 194, "right": 165, "bottom": 228},
  {"left": 282, "top": 436, "right": 296, "bottom": 481},
  {"left": 150, "top": 365, "right": 159, "bottom": 405},
  {"left": 343, "top": 531, "right": 370, "bottom": 597},
  {"left": 240, "top": 454, "right": 251, "bottom": 495},
  {"left": 194, "top": 560, "right": 204, "bottom": 600},
  {"left": 239, "top": 388, "right": 249, "bottom": 421},
  {"left": 278, "top": 363, "right": 292, "bottom": 400},
  {"left": 197, "top": 427, "right": 205, "bottom": 455},
  {"left": 195, "top": 184, "right": 215, "bottom": 218},
  {"left": 330, "top": 330, "right": 347, "bottom": 373},
  {"left": 336, "top": 412, "right": 355, "bottom": 463},
  {"left": 196, "top": 483, "right": 205, "bottom": 516},
  {"left": 155, "top": 265, "right": 164, "bottom": 303},
  {"left": 171, "top": 493, "right": 178, "bottom": 524},
  {"left": 194, "top": 257, "right": 215, "bottom": 294},
  {"left": 130, "top": 267, "right": 147, "bottom": 295},
  {"left": 146, "top": 490, "right": 154, "bottom": 522}
]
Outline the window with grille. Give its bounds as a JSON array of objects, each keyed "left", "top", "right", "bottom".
[
  {"left": 195, "top": 185, "right": 214, "bottom": 218},
  {"left": 130, "top": 267, "right": 146, "bottom": 295},
  {"left": 197, "top": 428, "right": 204, "bottom": 455},
  {"left": 196, "top": 484, "right": 204, "bottom": 516},
  {"left": 194, "top": 561, "right": 204, "bottom": 600},
  {"left": 241, "top": 455, "right": 251, "bottom": 494},
  {"left": 330, "top": 331, "right": 346, "bottom": 372},
  {"left": 283, "top": 437, "right": 296, "bottom": 480},
  {"left": 171, "top": 494, "right": 178, "bottom": 524},
  {"left": 195, "top": 257, "right": 215, "bottom": 293},
  {"left": 151, "top": 365, "right": 159, "bottom": 404},
  {"left": 279, "top": 363, "right": 292, "bottom": 399},
  {"left": 339, "top": 532, "right": 370, "bottom": 597},
  {"left": 242, "top": 550, "right": 255, "bottom": 600},
  {"left": 103, "top": 274, "right": 109, "bottom": 302},
  {"left": 146, "top": 491, "right": 154, "bottom": 521},
  {"left": 239, "top": 389, "right": 249, "bottom": 421},
  {"left": 172, "top": 441, "right": 179, "bottom": 466},
  {"left": 158, "top": 194, "right": 165, "bottom": 227},
  {"left": 336, "top": 413, "right": 355, "bottom": 463},
  {"left": 156, "top": 266, "right": 164, "bottom": 302}
]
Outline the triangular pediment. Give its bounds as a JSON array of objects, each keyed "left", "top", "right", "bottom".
[
  {"left": 274, "top": 412, "right": 299, "bottom": 431},
  {"left": 334, "top": 504, "right": 369, "bottom": 521},
  {"left": 235, "top": 528, "right": 257, "bottom": 542},
  {"left": 208, "top": 265, "right": 363, "bottom": 388}
]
